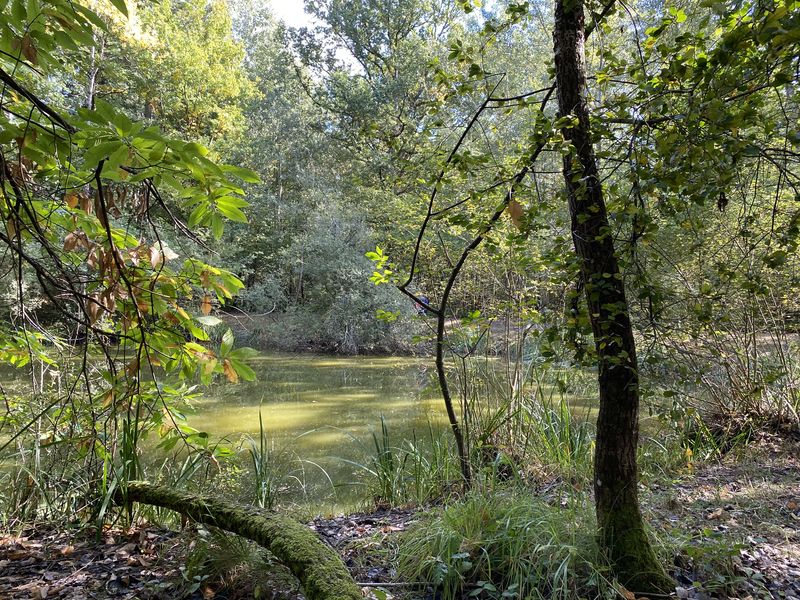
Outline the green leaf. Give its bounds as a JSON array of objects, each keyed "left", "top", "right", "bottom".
[
  {"left": 83, "top": 141, "right": 122, "bottom": 169},
  {"left": 220, "top": 328, "right": 234, "bottom": 356},
  {"left": 230, "top": 359, "right": 256, "bottom": 382},
  {"left": 211, "top": 214, "right": 224, "bottom": 239},
  {"left": 196, "top": 315, "right": 223, "bottom": 327},
  {"left": 108, "top": 0, "right": 128, "bottom": 17},
  {"left": 216, "top": 195, "right": 249, "bottom": 209},
  {"left": 221, "top": 164, "right": 260, "bottom": 183},
  {"left": 188, "top": 204, "right": 209, "bottom": 228},
  {"left": 216, "top": 203, "right": 247, "bottom": 223},
  {"left": 72, "top": 2, "right": 108, "bottom": 30},
  {"left": 188, "top": 325, "right": 209, "bottom": 341}
]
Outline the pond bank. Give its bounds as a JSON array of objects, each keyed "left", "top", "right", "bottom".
[{"left": 3, "top": 432, "right": 799, "bottom": 600}]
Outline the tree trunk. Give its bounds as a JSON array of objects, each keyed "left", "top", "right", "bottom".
[
  {"left": 552, "top": 0, "right": 674, "bottom": 592},
  {"left": 115, "top": 482, "right": 361, "bottom": 600}
]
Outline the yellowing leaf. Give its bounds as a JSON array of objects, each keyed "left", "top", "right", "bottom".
[
  {"left": 202, "top": 358, "right": 218, "bottom": 377},
  {"left": 101, "top": 388, "right": 115, "bottom": 408}
]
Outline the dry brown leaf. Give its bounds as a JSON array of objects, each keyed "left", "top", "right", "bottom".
[
  {"left": 222, "top": 359, "right": 238, "bottom": 384},
  {"left": 125, "top": 358, "right": 139, "bottom": 377},
  {"left": 87, "top": 298, "right": 102, "bottom": 325},
  {"left": 65, "top": 194, "right": 79, "bottom": 209},
  {"left": 63, "top": 233, "right": 79, "bottom": 252},
  {"left": 101, "top": 389, "right": 115, "bottom": 408},
  {"left": 200, "top": 294, "right": 212, "bottom": 316},
  {"left": 617, "top": 586, "right": 636, "bottom": 600},
  {"left": 507, "top": 198, "right": 524, "bottom": 230},
  {"left": 20, "top": 35, "right": 37, "bottom": 64},
  {"left": 95, "top": 195, "right": 109, "bottom": 229},
  {"left": 162, "top": 245, "right": 179, "bottom": 261},
  {"left": 8, "top": 161, "right": 31, "bottom": 185},
  {"left": 100, "top": 288, "right": 116, "bottom": 314}
]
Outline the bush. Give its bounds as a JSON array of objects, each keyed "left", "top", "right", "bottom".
[
  {"left": 237, "top": 276, "right": 288, "bottom": 314},
  {"left": 231, "top": 203, "right": 422, "bottom": 354}
]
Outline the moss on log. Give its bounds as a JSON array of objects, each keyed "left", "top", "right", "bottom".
[{"left": 115, "top": 482, "right": 361, "bottom": 600}]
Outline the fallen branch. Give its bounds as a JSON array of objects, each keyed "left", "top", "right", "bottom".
[{"left": 115, "top": 482, "right": 361, "bottom": 600}]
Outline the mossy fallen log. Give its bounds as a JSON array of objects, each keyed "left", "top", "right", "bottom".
[{"left": 115, "top": 482, "right": 361, "bottom": 600}]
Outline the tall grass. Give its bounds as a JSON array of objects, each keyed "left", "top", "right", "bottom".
[
  {"left": 343, "top": 416, "right": 459, "bottom": 507},
  {"left": 525, "top": 396, "right": 593, "bottom": 480},
  {"left": 244, "top": 409, "right": 283, "bottom": 510},
  {"left": 652, "top": 291, "right": 800, "bottom": 438},
  {"left": 398, "top": 490, "right": 616, "bottom": 600},
  {"left": 452, "top": 352, "right": 595, "bottom": 483}
]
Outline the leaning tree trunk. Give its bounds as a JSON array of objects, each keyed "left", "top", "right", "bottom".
[
  {"left": 115, "top": 482, "right": 361, "bottom": 600},
  {"left": 552, "top": 0, "right": 674, "bottom": 593}
]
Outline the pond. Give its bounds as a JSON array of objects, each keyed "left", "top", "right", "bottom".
[{"left": 186, "top": 353, "right": 449, "bottom": 508}]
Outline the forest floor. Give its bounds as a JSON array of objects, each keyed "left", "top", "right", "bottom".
[{"left": 1, "top": 433, "right": 798, "bottom": 600}]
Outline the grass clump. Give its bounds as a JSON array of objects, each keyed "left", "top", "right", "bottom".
[
  {"left": 344, "top": 417, "right": 459, "bottom": 508},
  {"left": 398, "top": 490, "right": 616, "bottom": 600},
  {"left": 183, "top": 527, "right": 302, "bottom": 599}
]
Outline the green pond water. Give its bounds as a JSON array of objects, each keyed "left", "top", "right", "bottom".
[
  {"left": 1, "top": 353, "right": 598, "bottom": 509},
  {"left": 186, "top": 353, "right": 449, "bottom": 506}
]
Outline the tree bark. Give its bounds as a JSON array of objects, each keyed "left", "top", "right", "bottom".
[
  {"left": 115, "top": 482, "right": 361, "bottom": 600},
  {"left": 552, "top": 0, "right": 674, "bottom": 592}
]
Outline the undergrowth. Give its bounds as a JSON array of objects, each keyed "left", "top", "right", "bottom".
[
  {"left": 182, "top": 527, "right": 301, "bottom": 599},
  {"left": 398, "top": 490, "right": 618, "bottom": 600}
]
